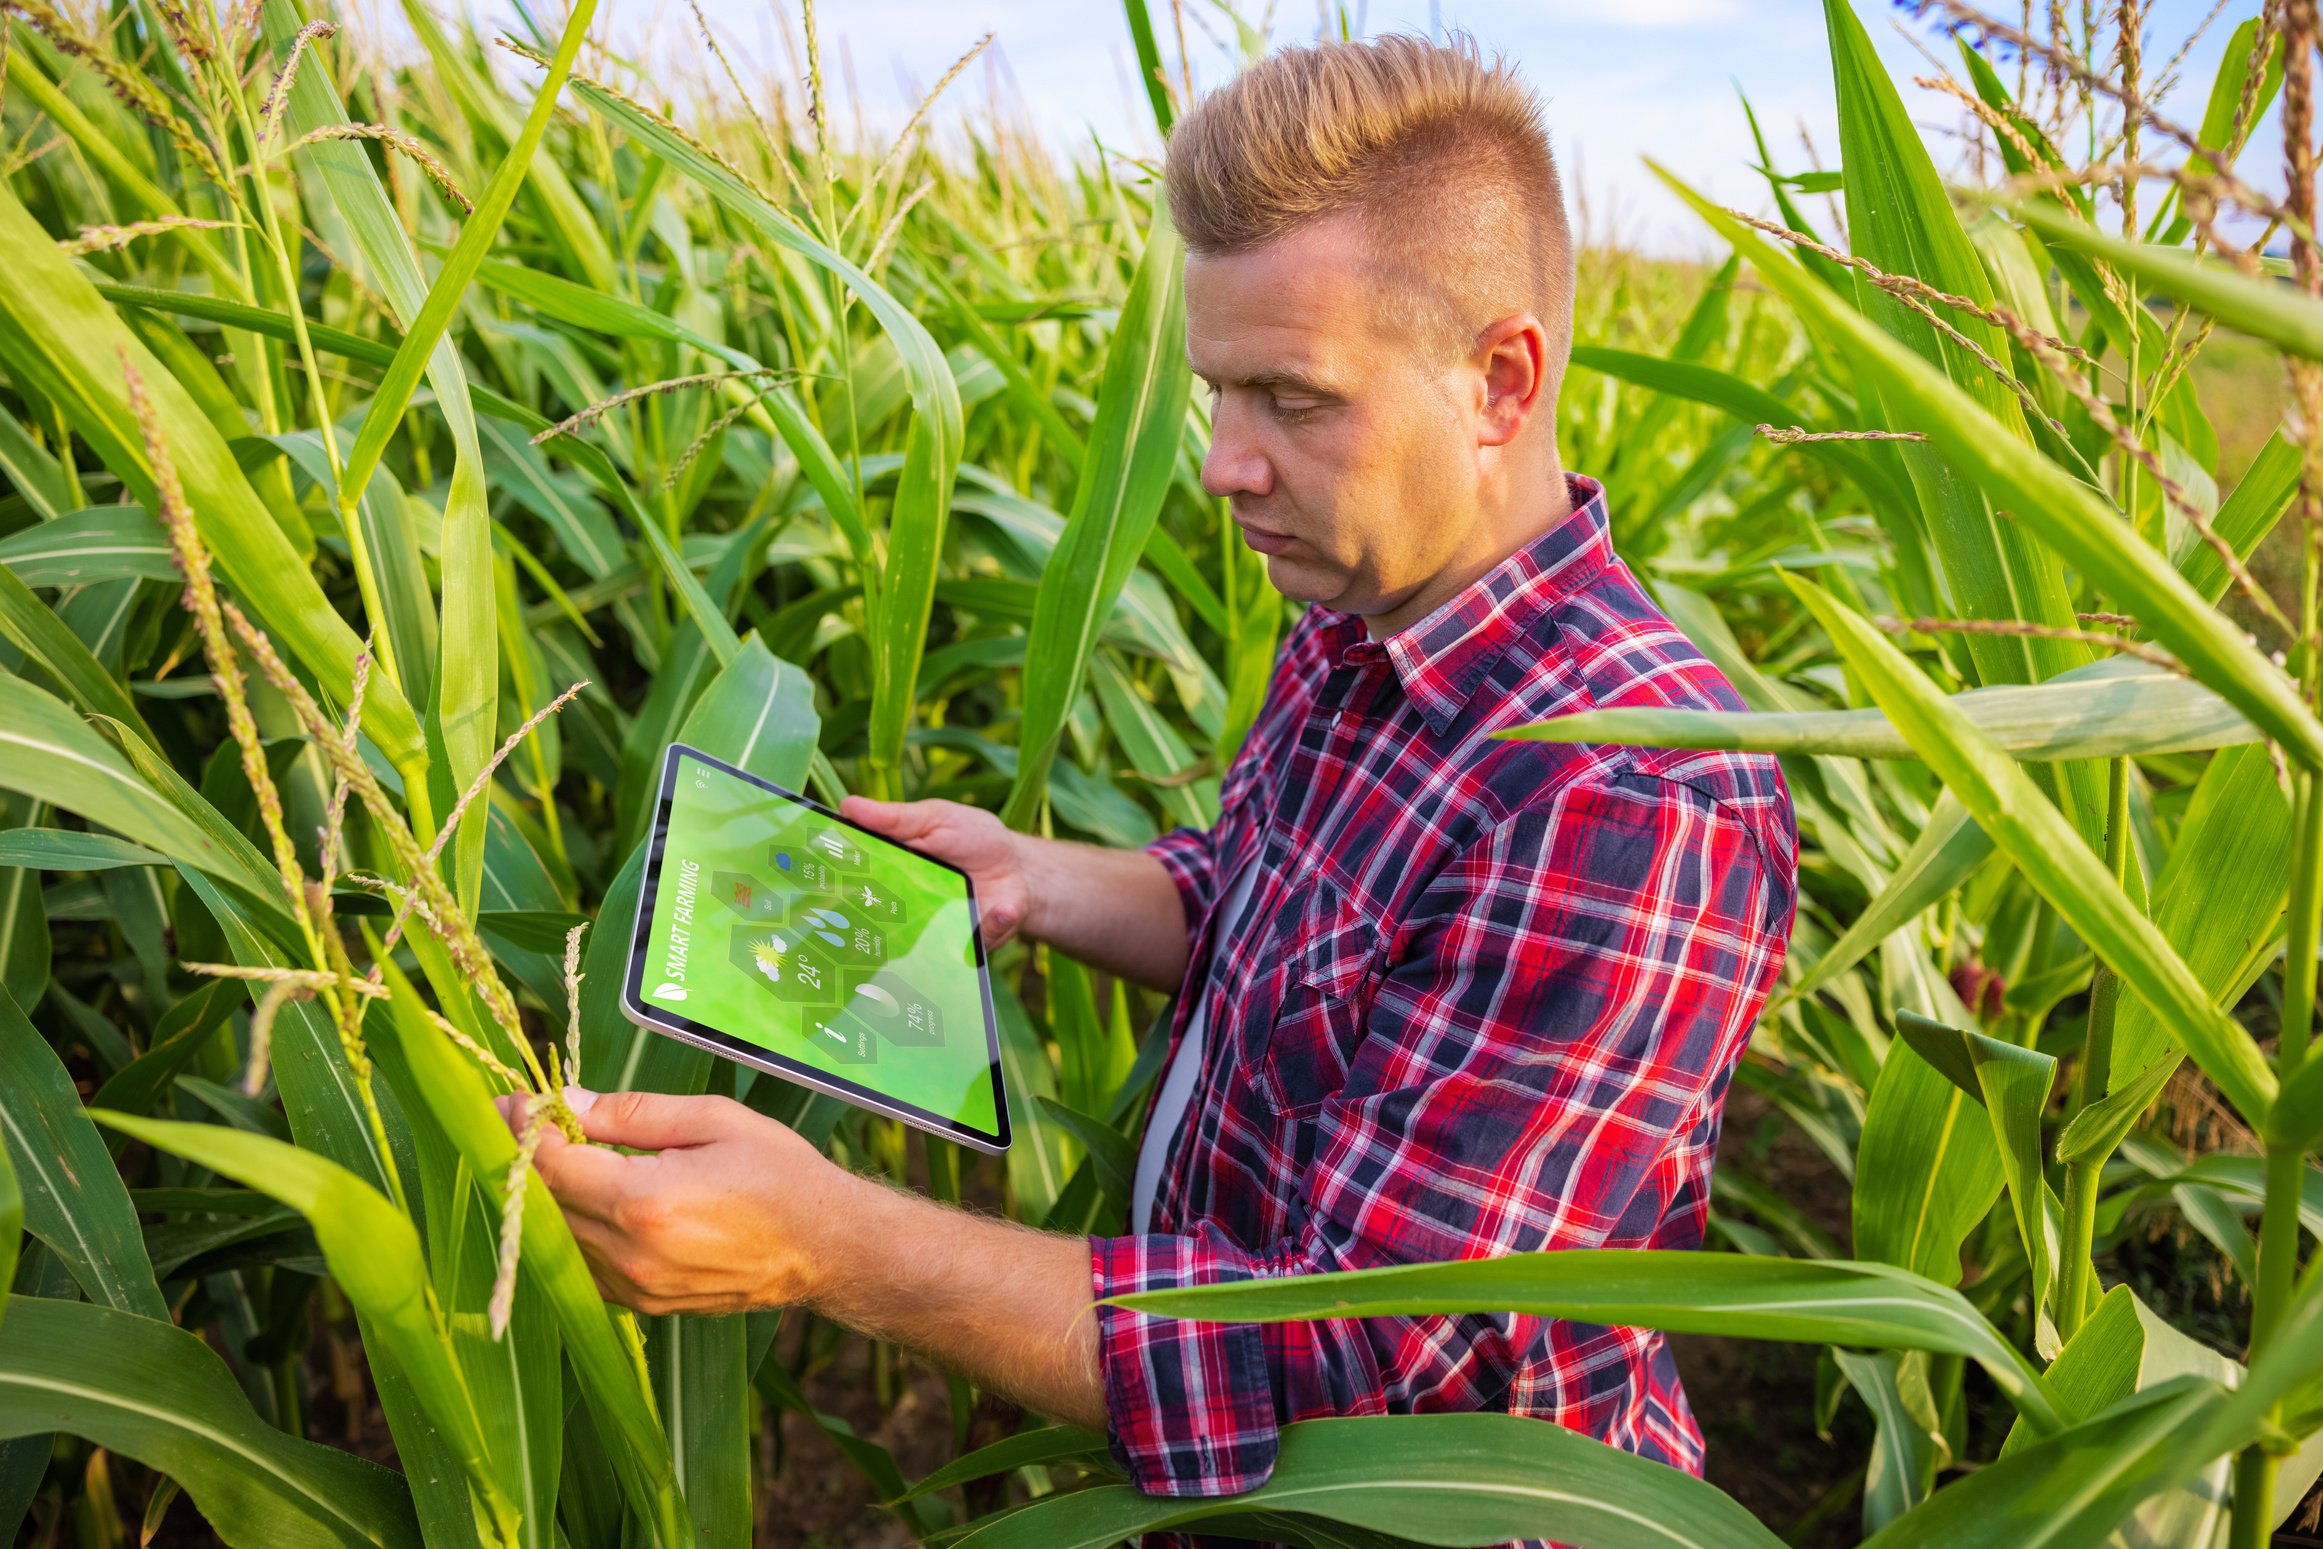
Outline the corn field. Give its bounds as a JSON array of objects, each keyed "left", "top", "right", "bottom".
[{"left": 0, "top": 0, "right": 2316, "bottom": 1541}]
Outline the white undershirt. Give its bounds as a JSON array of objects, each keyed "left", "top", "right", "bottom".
[{"left": 1129, "top": 854, "right": 1266, "bottom": 1235}]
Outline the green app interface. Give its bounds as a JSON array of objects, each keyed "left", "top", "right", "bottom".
[{"left": 639, "top": 751, "right": 998, "bottom": 1135}]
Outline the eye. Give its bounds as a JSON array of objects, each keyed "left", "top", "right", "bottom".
[{"left": 1270, "top": 395, "right": 1321, "bottom": 425}]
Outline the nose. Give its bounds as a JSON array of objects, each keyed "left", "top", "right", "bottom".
[{"left": 1200, "top": 397, "right": 1273, "bottom": 501}]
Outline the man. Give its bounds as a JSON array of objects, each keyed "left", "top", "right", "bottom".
[{"left": 512, "top": 30, "right": 1795, "bottom": 1525}]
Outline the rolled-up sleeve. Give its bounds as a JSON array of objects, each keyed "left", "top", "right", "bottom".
[
  {"left": 1091, "top": 773, "right": 1791, "bottom": 1496},
  {"left": 1145, "top": 824, "right": 1221, "bottom": 962}
]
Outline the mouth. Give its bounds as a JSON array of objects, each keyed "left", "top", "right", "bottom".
[{"left": 1235, "top": 519, "right": 1298, "bottom": 557}]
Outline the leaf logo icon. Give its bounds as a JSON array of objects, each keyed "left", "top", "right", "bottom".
[{"left": 650, "top": 981, "right": 689, "bottom": 1002}]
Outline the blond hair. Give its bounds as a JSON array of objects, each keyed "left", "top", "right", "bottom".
[{"left": 1164, "top": 33, "right": 1575, "bottom": 380}]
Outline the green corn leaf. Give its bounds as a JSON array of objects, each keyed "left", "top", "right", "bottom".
[
  {"left": 90, "top": 1113, "right": 522, "bottom": 1547},
  {"left": 1501, "top": 655, "right": 2253, "bottom": 761},
  {"left": 949, "top": 1413, "right": 1783, "bottom": 1549},
  {"left": 0, "top": 185, "right": 424, "bottom": 768},
  {"left": 0, "top": 1294, "right": 421, "bottom": 1549},
  {"left": 332, "top": 0, "right": 595, "bottom": 530},
  {"left": 892, "top": 1424, "right": 1110, "bottom": 1505},
  {"left": 1004, "top": 213, "right": 1188, "bottom": 828},
  {"left": 2185, "top": 427, "right": 2300, "bottom": 606},
  {"left": 469, "top": 257, "right": 871, "bottom": 568},
  {"left": 371, "top": 964, "right": 693, "bottom": 1549},
  {"left": 672, "top": 633, "right": 822, "bottom": 793},
  {"left": 1782, "top": 574, "right": 2276, "bottom": 1125},
  {"left": 400, "top": 0, "right": 617, "bottom": 292},
  {"left": 0, "top": 406, "right": 72, "bottom": 526},
  {"left": 1858, "top": 1378, "right": 2230, "bottom": 1549},
  {"left": 89, "top": 979, "right": 243, "bottom": 1124},
  {"left": 643, "top": 1314, "right": 749, "bottom": 1549},
  {"left": 1660, "top": 168, "right": 2323, "bottom": 772},
  {"left": 0, "top": 1121, "right": 15, "bottom": 1330},
  {"left": 0, "top": 988, "right": 166, "bottom": 1317},
  {"left": 321, "top": 0, "right": 598, "bottom": 907},
  {"left": 2109, "top": 740, "right": 2292, "bottom": 1091},
  {"left": 169, "top": 865, "right": 410, "bottom": 1202},
  {"left": 2055, "top": 1055, "right": 2181, "bottom": 1165},
  {"left": 0, "top": 675, "right": 250, "bottom": 907},
  {"left": 1119, "top": 0, "right": 1176, "bottom": 135},
  {"left": 1893, "top": 1012, "right": 2056, "bottom": 1318},
  {"left": 2009, "top": 199, "right": 2323, "bottom": 363},
  {"left": 266, "top": 435, "right": 436, "bottom": 698},
  {"left": 560, "top": 75, "right": 962, "bottom": 787},
  {"left": 0, "top": 505, "right": 176, "bottom": 586},
  {"left": 1107, "top": 1248, "right": 2060, "bottom": 1434},
  {"left": 1854, "top": 1022, "right": 2005, "bottom": 1289},
  {"left": 1832, "top": 1349, "right": 1940, "bottom": 1532},
  {"left": 1788, "top": 792, "right": 1991, "bottom": 1003},
  {"left": 0, "top": 561, "right": 153, "bottom": 743},
  {"left": 0, "top": 801, "right": 48, "bottom": 1016},
  {"left": 1822, "top": 0, "right": 2081, "bottom": 696}
]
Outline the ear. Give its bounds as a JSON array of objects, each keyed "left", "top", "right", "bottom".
[{"left": 1472, "top": 312, "right": 1550, "bottom": 449}]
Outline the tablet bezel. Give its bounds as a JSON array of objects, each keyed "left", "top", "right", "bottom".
[{"left": 619, "top": 743, "right": 1012, "bottom": 1154}]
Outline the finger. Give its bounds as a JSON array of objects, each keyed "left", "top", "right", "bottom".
[
  {"left": 567, "top": 1086, "right": 746, "bottom": 1151},
  {"left": 839, "top": 795, "right": 937, "bottom": 840},
  {"left": 527, "top": 1122, "right": 648, "bottom": 1224}
]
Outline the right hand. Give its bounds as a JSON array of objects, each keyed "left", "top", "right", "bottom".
[{"left": 839, "top": 797, "right": 1035, "bottom": 947}]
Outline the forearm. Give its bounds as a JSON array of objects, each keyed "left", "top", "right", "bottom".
[
  {"left": 1017, "top": 835, "right": 1190, "bottom": 992},
  {"left": 808, "top": 1167, "right": 1107, "bottom": 1432}
]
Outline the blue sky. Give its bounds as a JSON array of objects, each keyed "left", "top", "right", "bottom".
[{"left": 604, "top": 0, "right": 2281, "bottom": 257}]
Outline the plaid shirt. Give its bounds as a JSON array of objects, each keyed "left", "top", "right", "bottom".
[{"left": 1087, "top": 476, "right": 1797, "bottom": 1533}]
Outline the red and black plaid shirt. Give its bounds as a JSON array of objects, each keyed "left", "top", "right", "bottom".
[{"left": 1087, "top": 475, "right": 1797, "bottom": 1523}]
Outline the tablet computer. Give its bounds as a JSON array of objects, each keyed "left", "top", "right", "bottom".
[{"left": 620, "top": 743, "right": 1010, "bottom": 1154}]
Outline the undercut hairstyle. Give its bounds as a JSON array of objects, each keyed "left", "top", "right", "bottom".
[{"left": 1164, "top": 33, "right": 1576, "bottom": 391}]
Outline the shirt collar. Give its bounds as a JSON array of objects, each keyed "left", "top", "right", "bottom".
[{"left": 1322, "top": 474, "right": 1614, "bottom": 736}]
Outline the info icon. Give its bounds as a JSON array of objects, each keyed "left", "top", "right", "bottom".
[{"left": 804, "top": 1010, "right": 879, "bottom": 1064}]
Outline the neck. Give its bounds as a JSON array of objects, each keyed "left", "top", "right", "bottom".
[{"left": 1362, "top": 460, "right": 1573, "bottom": 640}]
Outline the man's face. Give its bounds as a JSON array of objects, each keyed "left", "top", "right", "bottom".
[{"left": 1185, "top": 215, "right": 1481, "bottom": 624}]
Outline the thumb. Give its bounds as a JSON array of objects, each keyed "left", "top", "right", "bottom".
[
  {"left": 566, "top": 1086, "right": 742, "bottom": 1151},
  {"left": 839, "top": 795, "right": 926, "bottom": 838}
]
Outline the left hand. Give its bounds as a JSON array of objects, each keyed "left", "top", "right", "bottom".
[{"left": 496, "top": 1086, "right": 858, "bottom": 1316}]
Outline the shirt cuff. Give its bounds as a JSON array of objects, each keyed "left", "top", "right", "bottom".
[
  {"left": 1144, "top": 826, "right": 1218, "bottom": 962},
  {"left": 1089, "top": 1229, "right": 1279, "bottom": 1496}
]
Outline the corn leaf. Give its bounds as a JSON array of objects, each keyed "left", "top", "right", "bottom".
[
  {"left": 1822, "top": 0, "right": 2081, "bottom": 694},
  {"left": 0, "top": 185, "right": 424, "bottom": 766},
  {"left": 1004, "top": 213, "right": 1188, "bottom": 827},
  {"left": 90, "top": 1113, "right": 521, "bottom": 1546},
  {"left": 1107, "top": 1248, "right": 2060, "bottom": 1433},
  {"left": 561, "top": 76, "right": 962, "bottom": 786},
  {"left": 0, "top": 1294, "right": 422, "bottom": 1549},
  {"left": 1661, "top": 169, "right": 2323, "bottom": 771},
  {"left": 1503, "top": 655, "right": 2252, "bottom": 761},
  {"left": 949, "top": 1413, "right": 1784, "bottom": 1549},
  {"left": 1782, "top": 574, "right": 2276, "bottom": 1123},
  {"left": 372, "top": 966, "right": 693, "bottom": 1549},
  {"left": 0, "top": 988, "right": 166, "bottom": 1318},
  {"left": 2008, "top": 200, "right": 2323, "bottom": 363}
]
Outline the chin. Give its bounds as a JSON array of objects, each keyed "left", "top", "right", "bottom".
[{"left": 1261, "top": 555, "right": 1334, "bottom": 606}]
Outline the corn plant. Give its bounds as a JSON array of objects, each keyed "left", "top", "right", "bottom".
[{"left": 0, "top": 0, "right": 2314, "bottom": 1542}]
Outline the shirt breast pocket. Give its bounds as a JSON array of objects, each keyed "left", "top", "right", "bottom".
[{"left": 1243, "top": 880, "right": 1383, "bottom": 1118}]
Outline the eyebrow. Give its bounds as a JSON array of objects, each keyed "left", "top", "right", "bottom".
[{"left": 1191, "top": 364, "right": 1342, "bottom": 399}]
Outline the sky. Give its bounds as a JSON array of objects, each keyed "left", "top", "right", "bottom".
[{"left": 555, "top": 0, "right": 2288, "bottom": 257}]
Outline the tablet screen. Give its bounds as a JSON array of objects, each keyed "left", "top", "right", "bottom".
[{"left": 623, "top": 744, "right": 1008, "bottom": 1151}]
